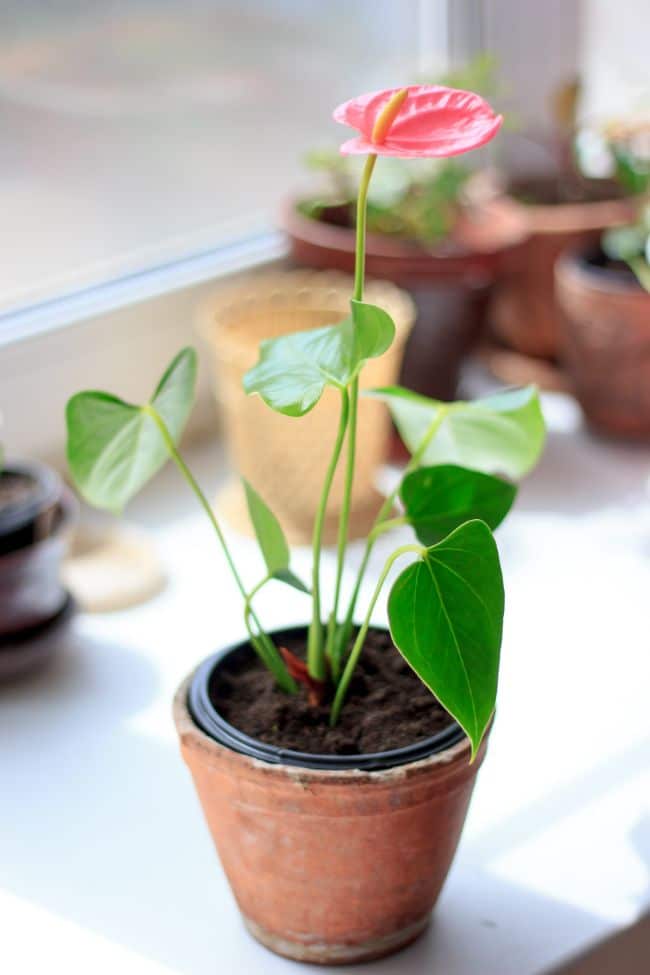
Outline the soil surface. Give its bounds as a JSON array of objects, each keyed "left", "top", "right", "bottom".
[
  {"left": 210, "top": 628, "right": 454, "bottom": 755},
  {"left": 510, "top": 175, "right": 624, "bottom": 207}
]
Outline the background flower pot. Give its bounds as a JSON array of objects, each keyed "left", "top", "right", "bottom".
[
  {"left": 555, "top": 248, "right": 650, "bottom": 437},
  {"left": 282, "top": 196, "right": 527, "bottom": 400},
  {"left": 198, "top": 270, "right": 415, "bottom": 544},
  {"left": 489, "top": 177, "right": 634, "bottom": 360},
  {"left": 0, "top": 462, "right": 76, "bottom": 638},
  {"left": 0, "top": 461, "right": 61, "bottom": 557},
  {"left": 174, "top": 631, "right": 488, "bottom": 965}
]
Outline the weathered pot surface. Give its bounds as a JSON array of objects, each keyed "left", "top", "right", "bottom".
[
  {"left": 490, "top": 177, "right": 635, "bottom": 360},
  {"left": 281, "top": 195, "right": 528, "bottom": 284},
  {"left": 174, "top": 631, "right": 489, "bottom": 965},
  {"left": 555, "top": 247, "right": 650, "bottom": 438}
]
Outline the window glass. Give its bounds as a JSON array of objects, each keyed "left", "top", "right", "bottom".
[{"left": 0, "top": 0, "right": 424, "bottom": 315}]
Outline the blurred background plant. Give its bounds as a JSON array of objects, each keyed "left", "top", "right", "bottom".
[{"left": 575, "top": 116, "right": 650, "bottom": 289}]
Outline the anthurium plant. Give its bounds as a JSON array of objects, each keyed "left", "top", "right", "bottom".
[
  {"left": 66, "top": 85, "right": 545, "bottom": 759},
  {"left": 301, "top": 57, "right": 507, "bottom": 247},
  {"left": 576, "top": 118, "right": 650, "bottom": 290}
]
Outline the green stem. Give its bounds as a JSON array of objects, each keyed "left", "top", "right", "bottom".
[
  {"left": 244, "top": 574, "right": 272, "bottom": 611},
  {"left": 145, "top": 406, "right": 295, "bottom": 692},
  {"left": 330, "top": 543, "right": 425, "bottom": 725},
  {"left": 353, "top": 154, "right": 377, "bottom": 303},
  {"left": 335, "top": 408, "right": 449, "bottom": 659},
  {"left": 307, "top": 389, "right": 350, "bottom": 680},
  {"left": 324, "top": 378, "right": 358, "bottom": 678},
  {"left": 323, "top": 154, "right": 377, "bottom": 678}
]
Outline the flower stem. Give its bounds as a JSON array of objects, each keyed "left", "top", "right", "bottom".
[
  {"left": 306, "top": 388, "right": 350, "bottom": 680},
  {"left": 353, "top": 154, "right": 377, "bottom": 303},
  {"left": 335, "top": 407, "right": 449, "bottom": 660},
  {"left": 145, "top": 406, "right": 296, "bottom": 692},
  {"left": 323, "top": 154, "right": 378, "bottom": 679},
  {"left": 329, "top": 543, "right": 424, "bottom": 725}
]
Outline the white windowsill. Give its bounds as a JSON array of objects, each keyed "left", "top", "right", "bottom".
[{"left": 1, "top": 394, "right": 649, "bottom": 974}]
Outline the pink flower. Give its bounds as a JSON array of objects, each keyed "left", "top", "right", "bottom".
[{"left": 333, "top": 85, "right": 502, "bottom": 158}]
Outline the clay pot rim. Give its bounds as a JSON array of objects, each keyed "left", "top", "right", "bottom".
[
  {"left": 505, "top": 189, "right": 635, "bottom": 236},
  {"left": 282, "top": 195, "right": 529, "bottom": 261},
  {"left": 556, "top": 245, "right": 650, "bottom": 299},
  {"left": 175, "top": 626, "right": 472, "bottom": 780},
  {"left": 196, "top": 268, "right": 415, "bottom": 362}
]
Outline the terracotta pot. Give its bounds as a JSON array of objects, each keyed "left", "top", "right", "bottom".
[
  {"left": 198, "top": 270, "right": 415, "bottom": 544},
  {"left": 282, "top": 196, "right": 527, "bottom": 400},
  {"left": 555, "top": 248, "right": 650, "bottom": 438},
  {"left": 174, "top": 632, "right": 488, "bottom": 965},
  {"left": 490, "top": 179, "right": 635, "bottom": 360},
  {"left": 0, "top": 463, "right": 77, "bottom": 637}
]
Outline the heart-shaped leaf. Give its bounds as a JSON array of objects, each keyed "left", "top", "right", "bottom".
[
  {"left": 243, "top": 299, "right": 395, "bottom": 416},
  {"left": 369, "top": 385, "right": 545, "bottom": 478},
  {"left": 66, "top": 347, "right": 197, "bottom": 512},
  {"left": 387, "top": 519, "right": 504, "bottom": 758},
  {"left": 401, "top": 464, "right": 516, "bottom": 545},
  {"left": 243, "top": 479, "right": 308, "bottom": 592}
]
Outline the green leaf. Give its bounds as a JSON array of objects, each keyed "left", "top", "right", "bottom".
[
  {"left": 401, "top": 465, "right": 516, "bottom": 546},
  {"left": 243, "top": 299, "right": 395, "bottom": 416},
  {"left": 243, "top": 479, "right": 289, "bottom": 575},
  {"left": 602, "top": 224, "right": 647, "bottom": 262},
  {"left": 66, "top": 348, "right": 197, "bottom": 513},
  {"left": 273, "top": 568, "right": 310, "bottom": 594},
  {"left": 612, "top": 143, "right": 650, "bottom": 196},
  {"left": 243, "top": 479, "right": 309, "bottom": 593},
  {"left": 388, "top": 520, "right": 504, "bottom": 758},
  {"left": 369, "top": 384, "right": 545, "bottom": 478}
]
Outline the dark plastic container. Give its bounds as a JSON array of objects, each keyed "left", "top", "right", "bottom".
[
  {"left": 0, "top": 461, "right": 76, "bottom": 637},
  {"left": 188, "top": 625, "right": 465, "bottom": 772},
  {"left": 0, "top": 462, "right": 62, "bottom": 555}
]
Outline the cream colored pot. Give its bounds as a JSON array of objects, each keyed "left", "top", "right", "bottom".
[{"left": 198, "top": 270, "right": 415, "bottom": 543}]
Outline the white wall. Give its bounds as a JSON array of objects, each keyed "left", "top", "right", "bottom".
[{"left": 580, "top": 0, "right": 650, "bottom": 121}]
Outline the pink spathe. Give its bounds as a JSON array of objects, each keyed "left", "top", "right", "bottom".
[{"left": 334, "top": 84, "right": 503, "bottom": 158}]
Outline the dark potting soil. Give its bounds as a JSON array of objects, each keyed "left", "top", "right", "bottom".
[
  {"left": 510, "top": 176, "right": 624, "bottom": 207},
  {"left": 210, "top": 628, "right": 454, "bottom": 755}
]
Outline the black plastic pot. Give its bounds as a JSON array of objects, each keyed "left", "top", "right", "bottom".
[
  {"left": 0, "top": 461, "right": 77, "bottom": 637},
  {"left": 188, "top": 625, "right": 465, "bottom": 772},
  {"left": 0, "top": 461, "right": 62, "bottom": 556}
]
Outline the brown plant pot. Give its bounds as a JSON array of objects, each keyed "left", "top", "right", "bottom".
[
  {"left": 174, "top": 631, "right": 488, "bottom": 966},
  {"left": 198, "top": 270, "right": 415, "bottom": 544},
  {"left": 490, "top": 178, "right": 635, "bottom": 360},
  {"left": 282, "top": 196, "right": 527, "bottom": 400},
  {"left": 0, "top": 462, "right": 77, "bottom": 638},
  {"left": 555, "top": 248, "right": 650, "bottom": 438}
]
